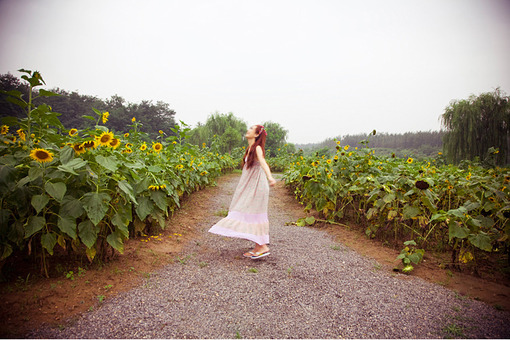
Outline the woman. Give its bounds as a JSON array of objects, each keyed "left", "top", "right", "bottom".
[{"left": 208, "top": 124, "right": 276, "bottom": 259}]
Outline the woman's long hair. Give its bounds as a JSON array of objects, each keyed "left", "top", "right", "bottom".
[{"left": 242, "top": 125, "right": 266, "bottom": 169}]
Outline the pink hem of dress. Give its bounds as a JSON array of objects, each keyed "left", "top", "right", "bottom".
[{"left": 208, "top": 225, "right": 270, "bottom": 245}]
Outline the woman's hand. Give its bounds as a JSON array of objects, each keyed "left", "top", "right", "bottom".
[{"left": 268, "top": 177, "right": 276, "bottom": 186}]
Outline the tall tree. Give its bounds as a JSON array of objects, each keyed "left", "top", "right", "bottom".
[
  {"left": 262, "top": 121, "right": 289, "bottom": 157},
  {"left": 189, "top": 112, "right": 247, "bottom": 154},
  {"left": 441, "top": 88, "right": 509, "bottom": 165}
]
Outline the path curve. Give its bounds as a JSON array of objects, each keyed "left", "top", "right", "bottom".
[{"left": 30, "top": 174, "right": 510, "bottom": 338}]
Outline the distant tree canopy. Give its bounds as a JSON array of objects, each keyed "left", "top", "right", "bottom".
[
  {"left": 441, "top": 88, "right": 509, "bottom": 165},
  {"left": 189, "top": 112, "right": 247, "bottom": 154},
  {"left": 298, "top": 130, "right": 444, "bottom": 159},
  {"left": 0, "top": 72, "right": 177, "bottom": 139},
  {"left": 189, "top": 112, "right": 292, "bottom": 156}
]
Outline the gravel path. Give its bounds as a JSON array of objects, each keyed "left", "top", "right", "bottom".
[{"left": 30, "top": 174, "right": 510, "bottom": 339}]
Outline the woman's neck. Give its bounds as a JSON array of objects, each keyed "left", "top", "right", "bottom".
[{"left": 247, "top": 138, "right": 255, "bottom": 147}]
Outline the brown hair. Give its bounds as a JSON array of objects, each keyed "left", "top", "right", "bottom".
[{"left": 242, "top": 125, "right": 266, "bottom": 169}]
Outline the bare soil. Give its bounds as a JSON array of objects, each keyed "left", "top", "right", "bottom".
[{"left": 0, "top": 172, "right": 509, "bottom": 338}]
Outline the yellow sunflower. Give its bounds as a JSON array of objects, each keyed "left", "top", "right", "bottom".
[
  {"left": 344, "top": 145, "right": 350, "bottom": 151},
  {"left": 0, "top": 125, "right": 8, "bottom": 135},
  {"left": 30, "top": 148, "right": 54, "bottom": 163},
  {"left": 102, "top": 111, "right": 109, "bottom": 124},
  {"left": 175, "top": 164, "right": 184, "bottom": 170},
  {"left": 152, "top": 142, "right": 163, "bottom": 153},
  {"left": 73, "top": 143, "right": 86, "bottom": 155},
  {"left": 140, "top": 143, "right": 147, "bottom": 151},
  {"left": 122, "top": 147, "right": 133, "bottom": 154},
  {"left": 159, "top": 130, "right": 164, "bottom": 134},
  {"left": 98, "top": 131, "right": 114, "bottom": 146},
  {"left": 200, "top": 171, "right": 208, "bottom": 176},
  {"left": 81, "top": 140, "right": 97, "bottom": 149},
  {"left": 407, "top": 157, "right": 413, "bottom": 164},
  {"left": 110, "top": 138, "right": 120, "bottom": 149},
  {"left": 17, "top": 129, "right": 26, "bottom": 142},
  {"left": 131, "top": 117, "right": 136, "bottom": 122},
  {"left": 69, "top": 128, "right": 78, "bottom": 137},
  {"left": 124, "top": 133, "right": 129, "bottom": 138}
]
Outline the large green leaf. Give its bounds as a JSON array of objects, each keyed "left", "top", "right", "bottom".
[
  {"left": 78, "top": 220, "right": 97, "bottom": 249},
  {"left": 448, "top": 220, "right": 470, "bottom": 241},
  {"left": 38, "top": 89, "right": 60, "bottom": 97},
  {"left": 0, "top": 243, "right": 13, "bottom": 261},
  {"left": 41, "top": 232, "right": 57, "bottom": 255},
  {"left": 28, "top": 167, "right": 44, "bottom": 181},
  {"left": 60, "top": 196, "right": 85, "bottom": 219},
  {"left": 106, "top": 230, "right": 124, "bottom": 254},
  {"left": 403, "top": 206, "right": 421, "bottom": 220},
  {"left": 45, "top": 181, "right": 67, "bottom": 202},
  {"left": 95, "top": 155, "right": 118, "bottom": 172},
  {"left": 118, "top": 180, "right": 137, "bottom": 204},
  {"left": 82, "top": 192, "right": 111, "bottom": 226},
  {"left": 468, "top": 232, "right": 492, "bottom": 252},
  {"left": 135, "top": 196, "right": 154, "bottom": 221},
  {"left": 25, "top": 216, "right": 46, "bottom": 238},
  {"left": 58, "top": 158, "right": 87, "bottom": 175},
  {"left": 31, "top": 194, "right": 50, "bottom": 213},
  {"left": 58, "top": 215, "right": 77, "bottom": 239},
  {"left": 59, "top": 146, "right": 74, "bottom": 165},
  {"left": 383, "top": 193, "right": 396, "bottom": 204},
  {"left": 150, "top": 190, "right": 168, "bottom": 211}
]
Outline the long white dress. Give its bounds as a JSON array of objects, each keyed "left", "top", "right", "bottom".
[{"left": 208, "top": 160, "right": 270, "bottom": 245}]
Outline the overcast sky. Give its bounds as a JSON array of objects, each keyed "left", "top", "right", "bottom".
[{"left": 1, "top": 0, "right": 509, "bottom": 144}]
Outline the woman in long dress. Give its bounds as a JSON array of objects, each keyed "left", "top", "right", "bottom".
[{"left": 208, "top": 124, "right": 276, "bottom": 259}]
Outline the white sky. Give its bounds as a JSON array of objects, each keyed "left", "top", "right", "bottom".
[{"left": 1, "top": 0, "right": 509, "bottom": 144}]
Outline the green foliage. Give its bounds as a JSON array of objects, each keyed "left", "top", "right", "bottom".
[
  {"left": 0, "top": 69, "right": 237, "bottom": 277},
  {"left": 296, "top": 131, "right": 444, "bottom": 160},
  {"left": 283, "top": 132, "right": 510, "bottom": 272},
  {"left": 441, "top": 88, "right": 509, "bottom": 165},
  {"left": 0, "top": 73, "right": 177, "bottom": 140},
  {"left": 189, "top": 112, "right": 247, "bottom": 155},
  {"left": 396, "top": 240, "right": 425, "bottom": 273}
]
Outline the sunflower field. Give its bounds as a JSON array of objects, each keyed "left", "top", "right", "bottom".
[
  {"left": 282, "top": 133, "right": 510, "bottom": 271},
  {"left": 0, "top": 70, "right": 237, "bottom": 276}
]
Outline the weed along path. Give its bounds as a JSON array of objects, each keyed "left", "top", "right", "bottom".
[{"left": 29, "top": 173, "right": 510, "bottom": 338}]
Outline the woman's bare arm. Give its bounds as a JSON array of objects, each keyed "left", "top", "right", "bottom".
[{"left": 255, "top": 145, "right": 276, "bottom": 186}]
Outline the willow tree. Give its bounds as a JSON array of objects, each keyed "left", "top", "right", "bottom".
[{"left": 441, "top": 88, "right": 509, "bottom": 165}]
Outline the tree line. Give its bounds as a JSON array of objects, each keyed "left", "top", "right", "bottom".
[
  {"left": 0, "top": 72, "right": 292, "bottom": 155},
  {"left": 0, "top": 73, "right": 177, "bottom": 140}
]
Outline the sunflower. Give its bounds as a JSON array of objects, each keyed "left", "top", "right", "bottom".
[
  {"left": 344, "top": 145, "right": 350, "bottom": 151},
  {"left": 69, "top": 128, "right": 78, "bottom": 137},
  {"left": 124, "top": 133, "right": 129, "bottom": 138},
  {"left": 140, "top": 143, "right": 147, "bottom": 151},
  {"left": 17, "top": 129, "right": 26, "bottom": 142},
  {"left": 98, "top": 131, "right": 114, "bottom": 146},
  {"left": 148, "top": 185, "right": 160, "bottom": 191},
  {"left": 30, "top": 148, "right": 54, "bottom": 163},
  {"left": 159, "top": 130, "right": 164, "bottom": 134},
  {"left": 102, "top": 111, "right": 109, "bottom": 124},
  {"left": 326, "top": 159, "right": 332, "bottom": 165},
  {"left": 336, "top": 141, "right": 340, "bottom": 145},
  {"left": 131, "top": 117, "right": 136, "bottom": 122},
  {"left": 81, "top": 140, "right": 97, "bottom": 149},
  {"left": 415, "top": 180, "right": 430, "bottom": 190},
  {"left": 152, "top": 142, "right": 163, "bottom": 153},
  {"left": 73, "top": 143, "right": 86, "bottom": 155},
  {"left": 407, "top": 158, "right": 413, "bottom": 164},
  {"left": 110, "top": 138, "right": 120, "bottom": 149},
  {"left": 0, "top": 125, "right": 8, "bottom": 134},
  {"left": 122, "top": 147, "right": 133, "bottom": 154},
  {"left": 200, "top": 171, "right": 208, "bottom": 176},
  {"left": 175, "top": 164, "right": 184, "bottom": 170}
]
